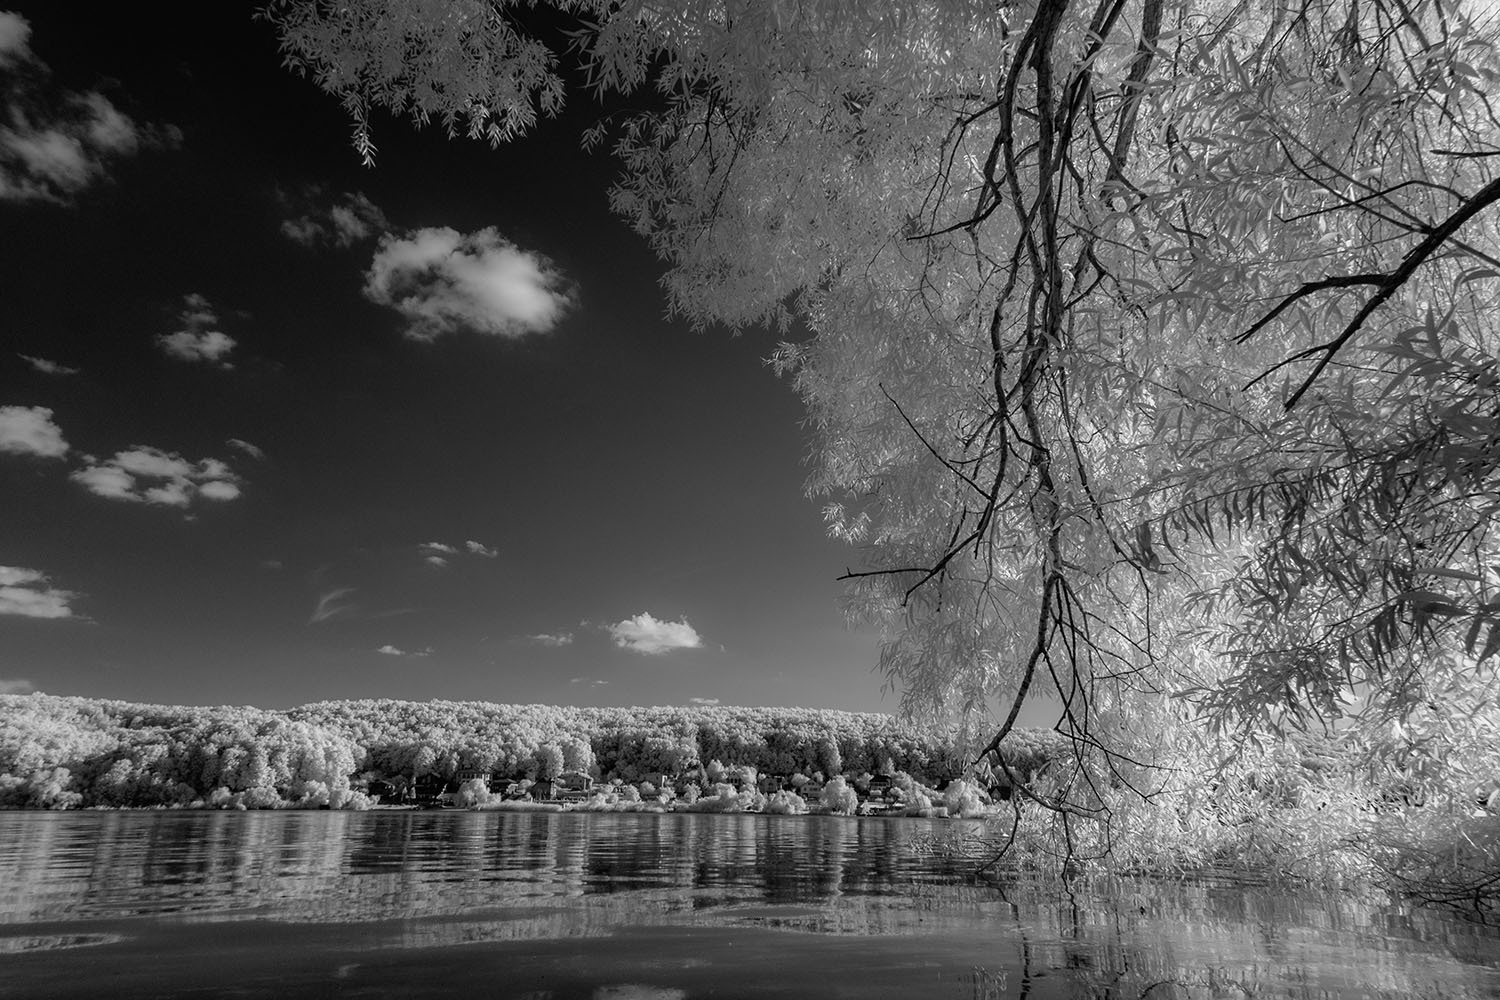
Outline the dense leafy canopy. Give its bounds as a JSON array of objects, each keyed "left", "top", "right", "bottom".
[
  {"left": 263, "top": 0, "right": 1500, "bottom": 871},
  {"left": 1, "top": 694, "right": 1066, "bottom": 809}
]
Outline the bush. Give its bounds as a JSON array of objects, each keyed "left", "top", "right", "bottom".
[
  {"left": 238, "top": 786, "right": 283, "bottom": 809},
  {"left": 819, "top": 776, "right": 858, "bottom": 815},
  {"left": 454, "top": 777, "right": 491, "bottom": 808},
  {"left": 943, "top": 778, "right": 986, "bottom": 818},
  {"left": 292, "top": 779, "right": 331, "bottom": 807},
  {"left": 765, "top": 790, "right": 809, "bottom": 815}
]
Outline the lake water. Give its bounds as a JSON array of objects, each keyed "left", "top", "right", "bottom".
[{"left": 0, "top": 811, "right": 1496, "bottom": 999}]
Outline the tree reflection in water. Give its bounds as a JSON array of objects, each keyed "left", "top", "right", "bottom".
[{"left": 0, "top": 811, "right": 1496, "bottom": 999}]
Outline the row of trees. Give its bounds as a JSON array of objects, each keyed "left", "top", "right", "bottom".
[{"left": 0, "top": 693, "right": 1070, "bottom": 810}]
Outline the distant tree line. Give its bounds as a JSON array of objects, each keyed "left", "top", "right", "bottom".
[{"left": 0, "top": 694, "right": 1069, "bottom": 809}]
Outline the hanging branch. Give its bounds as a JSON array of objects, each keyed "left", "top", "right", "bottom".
[{"left": 1242, "top": 175, "right": 1500, "bottom": 408}]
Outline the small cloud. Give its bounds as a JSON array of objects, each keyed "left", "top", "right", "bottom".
[
  {"left": 0, "top": 565, "right": 76, "bottom": 619},
  {"left": 465, "top": 540, "right": 498, "bottom": 558},
  {"left": 364, "top": 226, "right": 575, "bottom": 341},
  {"left": 0, "top": 404, "right": 67, "bottom": 458},
  {"left": 0, "top": 677, "right": 35, "bottom": 695},
  {"left": 607, "top": 612, "right": 703, "bottom": 656},
  {"left": 18, "top": 354, "right": 78, "bottom": 375},
  {"left": 259, "top": 559, "right": 284, "bottom": 571},
  {"left": 309, "top": 587, "right": 354, "bottom": 625},
  {"left": 689, "top": 697, "right": 720, "bottom": 706},
  {"left": 528, "top": 632, "right": 574, "bottom": 647},
  {"left": 377, "top": 644, "right": 429, "bottom": 657},
  {"left": 420, "top": 541, "right": 457, "bottom": 555},
  {"left": 196, "top": 479, "right": 241, "bottom": 501},
  {"left": 568, "top": 677, "right": 608, "bottom": 687},
  {"left": 70, "top": 445, "right": 241, "bottom": 508},
  {"left": 0, "top": 14, "right": 167, "bottom": 203},
  {"left": 157, "top": 293, "right": 235, "bottom": 366},
  {"left": 424, "top": 555, "right": 449, "bottom": 568},
  {"left": 226, "top": 438, "right": 265, "bottom": 460},
  {"left": 281, "top": 187, "right": 389, "bottom": 247}
]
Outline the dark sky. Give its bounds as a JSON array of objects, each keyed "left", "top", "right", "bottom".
[{"left": 0, "top": 2, "right": 895, "bottom": 712}]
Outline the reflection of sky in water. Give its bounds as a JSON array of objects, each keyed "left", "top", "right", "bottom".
[
  {"left": 593, "top": 986, "right": 687, "bottom": 1000},
  {"left": 0, "top": 811, "right": 1496, "bottom": 999}
]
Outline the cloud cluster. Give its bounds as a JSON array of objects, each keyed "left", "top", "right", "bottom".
[
  {"left": 157, "top": 293, "right": 235, "bottom": 365},
  {"left": 0, "top": 565, "right": 76, "bottom": 619},
  {"left": 0, "top": 677, "right": 35, "bottom": 695},
  {"left": 0, "top": 13, "right": 163, "bottom": 203},
  {"left": 71, "top": 446, "right": 241, "bottom": 507},
  {"left": 0, "top": 404, "right": 67, "bottom": 458},
  {"left": 419, "top": 539, "right": 499, "bottom": 568},
  {"left": 607, "top": 612, "right": 703, "bottom": 656},
  {"left": 282, "top": 188, "right": 389, "bottom": 248},
  {"left": 364, "top": 226, "right": 574, "bottom": 340},
  {"left": 420, "top": 541, "right": 454, "bottom": 568},
  {"left": 18, "top": 354, "right": 77, "bottom": 376}
]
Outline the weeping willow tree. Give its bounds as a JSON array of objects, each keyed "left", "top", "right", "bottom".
[{"left": 263, "top": 0, "right": 1500, "bottom": 875}]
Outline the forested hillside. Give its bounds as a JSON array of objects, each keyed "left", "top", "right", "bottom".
[{"left": 0, "top": 694, "right": 1065, "bottom": 809}]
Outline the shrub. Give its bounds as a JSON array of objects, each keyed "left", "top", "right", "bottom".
[
  {"left": 943, "top": 778, "right": 986, "bottom": 818},
  {"left": 454, "top": 777, "right": 490, "bottom": 808},
  {"left": 765, "top": 790, "right": 809, "bottom": 815},
  {"left": 819, "top": 776, "right": 858, "bottom": 815},
  {"left": 238, "top": 786, "right": 283, "bottom": 809}
]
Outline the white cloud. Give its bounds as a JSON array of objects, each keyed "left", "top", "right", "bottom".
[
  {"left": 157, "top": 293, "right": 235, "bottom": 365},
  {"left": 0, "top": 677, "right": 35, "bottom": 695},
  {"left": 226, "top": 438, "right": 265, "bottom": 460},
  {"left": 0, "top": 404, "right": 67, "bottom": 458},
  {"left": 309, "top": 587, "right": 354, "bottom": 625},
  {"left": 689, "top": 697, "right": 720, "bottom": 706},
  {"left": 364, "top": 226, "right": 574, "bottom": 340},
  {"left": 0, "top": 13, "right": 32, "bottom": 69},
  {"left": 421, "top": 540, "right": 499, "bottom": 565},
  {"left": 70, "top": 445, "right": 241, "bottom": 508},
  {"left": 18, "top": 354, "right": 78, "bottom": 375},
  {"left": 528, "top": 632, "right": 574, "bottom": 647},
  {"left": 376, "top": 644, "right": 430, "bottom": 657},
  {"left": 0, "top": 15, "right": 160, "bottom": 203},
  {"left": 196, "top": 480, "right": 241, "bottom": 501},
  {"left": 282, "top": 188, "right": 389, "bottom": 248},
  {"left": 0, "top": 566, "right": 76, "bottom": 619},
  {"left": 607, "top": 612, "right": 703, "bottom": 656},
  {"left": 112, "top": 448, "right": 192, "bottom": 478},
  {"left": 70, "top": 463, "right": 133, "bottom": 500}
]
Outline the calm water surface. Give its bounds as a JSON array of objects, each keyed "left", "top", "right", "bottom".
[{"left": 0, "top": 810, "right": 1496, "bottom": 999}]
